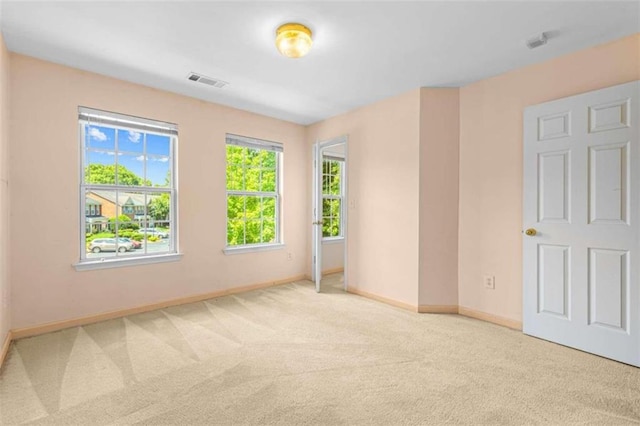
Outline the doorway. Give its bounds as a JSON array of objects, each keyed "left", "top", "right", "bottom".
[{"left": 312, "top": 136, "right": 348, "bottom": 292}]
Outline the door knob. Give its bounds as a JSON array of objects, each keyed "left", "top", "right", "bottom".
[{"left": 525, "top": 228, "right": 537, "bottom": 236}]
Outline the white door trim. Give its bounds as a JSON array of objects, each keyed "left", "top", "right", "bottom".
[{"left": 312, "top": 135, "right": 348, "bottom": 292}]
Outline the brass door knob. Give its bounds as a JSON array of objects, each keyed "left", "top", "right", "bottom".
[{"left": 525, "top": 228, "right": 537, "bottom": 236}]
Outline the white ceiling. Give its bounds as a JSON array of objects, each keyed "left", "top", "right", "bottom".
[{"left": 1, "top": 1, "right": 638, "bottom": 125}]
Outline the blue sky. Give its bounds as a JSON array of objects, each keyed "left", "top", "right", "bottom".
[{"left": 86, "top": 125, "right": 171, "bottom": 186}]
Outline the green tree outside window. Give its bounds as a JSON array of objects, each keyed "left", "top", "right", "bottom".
[{"left": 226, "top": 143, "right": 279, "bottom": 246}]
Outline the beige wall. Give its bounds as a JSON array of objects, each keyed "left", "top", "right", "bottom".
[
  {"left": 307, "top": 90, "right": 421, "bottom": 306},
  {"left": 6, "top": 31, "right": 640, "bottom": 333},
  {"left": 9, "top": 54, "right": 308, "bottom": 329},
  {"left": 418, "top": 88, "right": 459, "bottom": 307},
  {"left": 0, "top": 34, "right": 10, "bottom": 344},
  {"left": 458, "top": 34, "right": 640, "bottom": 323}
]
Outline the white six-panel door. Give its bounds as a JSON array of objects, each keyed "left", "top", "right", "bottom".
[{"left": 523, "top": 81, "right": 639, "bottom": 366}]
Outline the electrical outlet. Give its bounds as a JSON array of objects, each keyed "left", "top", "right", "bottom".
[
  {"left": 287, "top": 252, "right": 293, "bottom": 261},
  {"left": 483, "top": 275, "right": 495, "bottom": 290}
]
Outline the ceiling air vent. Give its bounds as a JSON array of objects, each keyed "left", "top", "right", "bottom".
[
  {"left": 187, "top": 72, "right": 228, "bottom": 88},
  {"left": 526, "top": 32, "right": 548, "bottom": 49}
]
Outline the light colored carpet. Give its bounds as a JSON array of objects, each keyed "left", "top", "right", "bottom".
[{"left": 1, "top": 274, "right": 639, "bottom": 425}]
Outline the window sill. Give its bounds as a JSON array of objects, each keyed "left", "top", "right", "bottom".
[
  {"left": 223, "top": 243, "right": 284, "bottom": 255},
  {"left": 322, "top": 237, "right": 344, "bottom": 245},
  {"left": 74, "top": 253, "right": 183, "bottom": 271}
]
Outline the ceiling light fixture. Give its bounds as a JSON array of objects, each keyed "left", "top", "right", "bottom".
[{"left": 275, "top": 23, "right": 313, "bottom": 58}]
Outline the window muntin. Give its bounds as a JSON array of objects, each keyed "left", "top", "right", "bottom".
[
  {"left": 322, "top": 157, "right": 344, "bottom": 239},
  {"left": 79, "top": 107, "right": 177, "bottom": 263},
  {"left": 226, "top": 135, "right": 282, "bottom": 248}
]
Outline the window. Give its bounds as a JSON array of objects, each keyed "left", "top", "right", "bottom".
[
  {"left": 322, "top": 156, "right": 344, "bottom": 239},
  {"left": 79, "top": 107, "right": 178, "bottom": 266},
  {"left": 225, "top": 134, "right": 282, "bottom": 249}
]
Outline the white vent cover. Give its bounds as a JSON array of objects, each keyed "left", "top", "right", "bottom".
[{"left": 187, "top": 72, "right": 228, "bottom": 88}]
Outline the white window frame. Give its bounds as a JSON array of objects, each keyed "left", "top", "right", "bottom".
[
  {"left": 321, "top": 155, "right": 345, "bottom": 241},
  {"left": 224, "top": 134, "right": 283, "bottom": 254},
  {"left": 75, "top": 107, "right": 181, "bottom": 270}
]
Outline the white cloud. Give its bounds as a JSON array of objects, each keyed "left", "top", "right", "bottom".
[
  {"left": 106, "top": 152, "right": 123, "bottom": 156},
  {"left": 135, "top": 155, "right": 169, "bottom": 163},
  {"left": 128, "top": 131, "right": 141, "bottom": 143},
  {"left": 88, "top": 127, "right": 107, "bottom": 141}
]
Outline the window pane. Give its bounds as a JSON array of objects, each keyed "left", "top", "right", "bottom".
[
  {"left": 88, "top": 189, "right": 117, "bottom": 221},
  {"left": 321, "top": 160, "right": 342, "bottom": 196},
  {"left": 113, "top": 191, "right": 144, "bottom": 257},
  {"left": 146, "top": 155, "right": 171, "bottom": 187},
  {"left": 263, "top": 219, "right": 276, "bottom": 243},
  {"left": 146, "top": 134, "right": 171, "bottom": 156},
  {"left": 245, "top": 167, "right": 261, "bottom": 192},
  {"left": 86, "top": 125, "right": 115, "bottom": 150},
  {"left": 322, "top": 218, "right": 331, "bottom": 237},
  {"left": 114, "top": 221, "right": 138, "bottom": 257},
  {"left": 331, "top": 199, "right": 341, "bottom": 217},
  {"left": 85, "top": 189, "right": 110, "bottom": 258},
  {"left": 117, "top": 129, "right": 143, "bottom": 153},
  {"left": 262, "top": 197, "right": 276, "bottom": 218},
  {"left": 323, "top": 217, "right": 339, "bottom": 238},
  {"left": 322, "top": 198, "right": 332, "bottom": 216},
  {"left": 330, "top": 168, "right": 341, "bottom": 195},
  {"left": 245, "top": 148, "right": 261, "bottom": 167},
  {"left": 85, "top": 151, "right": 116, "bottom": 184},
  {"left": 227, "top": 195, "right": 244, "bottom": 220},
  {"left": 261, "top": 151, "right": 276, "bottom": 168},
  {"left": 322, "top": 173, "right": 330, "bottom": 195},
  {"left": 245, "top": 220, "right": 261, "bottom": 244},
  {"left": 144, "top": 192, "right": 172, "bottom": 255},
  {"left": 261, "top": 169, "right": 276, "bottom": 192},
  {"left": 332, "top": 199, "right": 341, "bottom": 237},
  {"left": 227, "top": 219, "right": 245, "bottom": 245},
  {"left": 118, "top": 154, "right": 147, "bottom": 186},
  {"left": 245, "top": 196, "right": 260, "bottom": 220},
  {"left": 148, "top": 193, "right": 171, "bottom": 224},
  {"left": 227, "top": 165, "right": 244, "bottom": 191},
  {"left": 85, "top": 189, "right": 117, "bottom": 259},
  {"left": 322, "top": 198, "right": 341, "bottom": 238},
  {"left": 225, "top": 195, "right": 277, "bottom": 246},
  {"left": 226, "top": 145, "right": 244, "bottom": 165}
]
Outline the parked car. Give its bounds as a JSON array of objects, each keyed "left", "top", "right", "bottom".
[
  {"left": 140, "top": 228, "right": 169, "bottom": 238},
  {"left": 89, "top": 238, "right": 134, "bottom": 253},
  {"left": 119, "top": 237, "right": 142, "bottom": 249}
]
